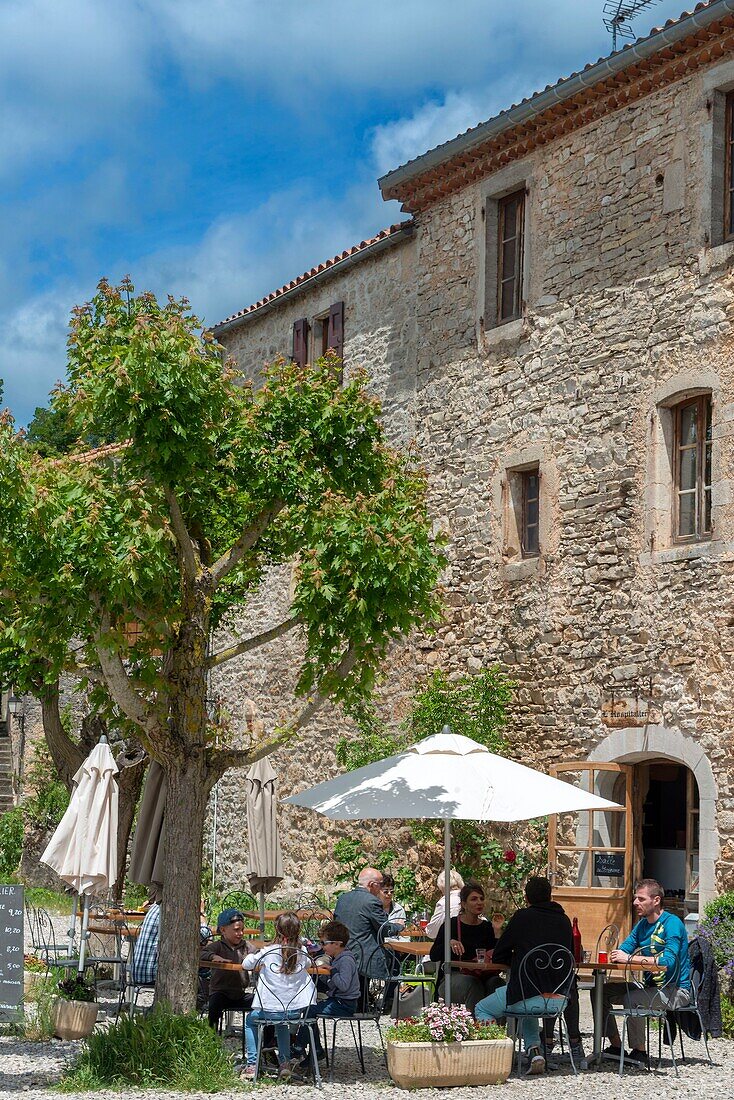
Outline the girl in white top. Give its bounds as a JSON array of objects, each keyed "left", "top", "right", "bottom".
[{"left": 241, "top": 913, "right": 316, "bottom": 1079}]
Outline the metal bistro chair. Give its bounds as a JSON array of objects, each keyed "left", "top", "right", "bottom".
[
  {"left": 318, "top": 940, "right": 388, "bottom": 1082},
  {"left": 34, "top": 907, "right": 82, "bottom": 974},
  {"left": 379, "top": 921, "right": 436, "bottom": 1020},
  {"left": 673, "top": 965, "right": 714, "bottom": 1066},
  {"left": 504, "top": 944, "right": 578, "bottom": 1077},
  {"left": 607, "top": 958, "right": 683, "bottom": 1077},
  {"left": 245, "top": 948, "right": 323, "bottom": 1087},
  {"left": 579, "top": 923, "right": 620, "bottom": 994}
]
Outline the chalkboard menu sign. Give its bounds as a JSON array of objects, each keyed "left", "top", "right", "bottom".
[
  {"left": 0, "top": 883, "right": 24, "bottom": 1022},
  {"left": 594, "top": 852, "right": 625, "bottom": 878}
]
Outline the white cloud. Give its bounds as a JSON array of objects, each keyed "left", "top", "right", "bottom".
[{"left": 1, "top": 287, "right": 81, "bottom": 425}]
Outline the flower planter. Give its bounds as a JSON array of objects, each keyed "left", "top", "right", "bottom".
[
  {"left": 51, "top": 998, "right": 98, "bottom": 1040},
  {"left": 387, "top": 1037, "right": 514, "bottom": 1088}
]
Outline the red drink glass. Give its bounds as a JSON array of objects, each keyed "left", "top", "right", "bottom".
[{"left": 598, "top": 951, "right": 608, "bottom": 965}]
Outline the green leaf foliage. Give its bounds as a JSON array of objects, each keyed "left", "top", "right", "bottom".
[{"left": 0, "top": 278, "right": 444, "bottom": 724}]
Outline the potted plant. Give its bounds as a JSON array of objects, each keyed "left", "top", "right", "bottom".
[
  {"left": 386, "top": 1001, "right": 513, "bottom": 1088},
  {"left": 51, "top": 972, "right": 98, "bottom": 1040},
  {"left": 23, "top": 954, "right": 47, "bottom": 996}
]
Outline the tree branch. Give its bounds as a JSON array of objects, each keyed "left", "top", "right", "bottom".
[
  {"left": 210, "top": 501, "right": 285, "bottom": 587},
  {"left": 94, "top": 613, "right": 156, "bottom": 734},
  {"left": 208, "top": 616, "right": 302, "bottom": 668},
  {"left": 40, "top": 680, "right": 86, "bottom": 789},
  {"left": 206, "top": 644, "right": 359, "bottom": 784},
  {"left": 164, "top": 487, "right": 199, "bottom": 582}
]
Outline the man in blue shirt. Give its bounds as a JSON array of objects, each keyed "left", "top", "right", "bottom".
[{"left": 597, "top": 878, "right": 691, "bottom": 1065}]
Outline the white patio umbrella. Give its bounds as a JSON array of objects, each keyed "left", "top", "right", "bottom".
[
  {"left": 284, "top": 728, "right": 621, "bottom": 1002},
  {"left": 246, "top": 758, "right": 284, "bottom": 933},
  {"left": 40, "top": 739, "right": 119, "bottom": 972}
]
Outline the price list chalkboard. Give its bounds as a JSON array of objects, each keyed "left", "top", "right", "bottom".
[{"left": 0, "top": 883, "right": 24, "bottom": 1022}]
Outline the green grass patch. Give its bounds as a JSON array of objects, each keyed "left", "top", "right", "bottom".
[
  {"left": 59, "top": 1004, "right": 241, "bottom": 1091},
  {"left": 21, "top": 885, "right": 73, "bottom": 913}
]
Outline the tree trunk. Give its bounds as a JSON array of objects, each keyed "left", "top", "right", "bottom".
[
  {"left": 113, "top": 752, "right": 147, "bottom": 900},
  {"left": 40, "top": 682, "right": 85, "bottom": 788},
  {"left": 155, "top": 751, "right": 209, "bottom": 1013}
]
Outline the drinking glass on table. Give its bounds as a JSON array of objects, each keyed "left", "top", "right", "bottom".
[
  {"left": 475, "top": 948, "right": 487, "bottom": 964},
  {"left": 597, "top": 950, "right": 608, "bottom": 965}
]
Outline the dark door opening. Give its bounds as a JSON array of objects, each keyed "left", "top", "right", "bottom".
[{"left": 639, "top": 761, "right": 699, "bottom": 918}]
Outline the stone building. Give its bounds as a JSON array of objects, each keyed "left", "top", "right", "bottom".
[{"left": 211, "top": 2, "right": 734, "bottom": 937}]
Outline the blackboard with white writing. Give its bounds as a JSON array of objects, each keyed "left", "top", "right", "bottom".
[
  {"left": 0, "top": 883, "right": 24, "bottom": 1022},
  {"left": 594, "top": 852, "right": 625, "bottom": 878}
]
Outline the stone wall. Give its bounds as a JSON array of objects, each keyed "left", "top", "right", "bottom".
[{"left": 213, "top": 53, "right": 734, "bottom": 903}]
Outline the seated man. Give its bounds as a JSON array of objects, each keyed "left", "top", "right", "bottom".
[
  {"left": 130, "top": 894, "right": 161, "bottom": 988},
  {"left": 199, "top": 907, "right": 253, "bottom": 1030},
  {"left": 596, "top": 878, "right": 691, "bottom": 1066},
  {"left": 295, "top": 919, "right": 360, "bottom": 1066},
  {"left": 475, "top": 876, "right": 576, "bottom": 1076},
  {"left": 334, "top": 867, "right": 400, "bottom": 997}
]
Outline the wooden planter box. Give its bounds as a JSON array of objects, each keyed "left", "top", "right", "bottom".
[
  {"left": 387, "top": 1038, "right": 514, "bottom": 1088},
  {"left": 51, "top": 998, "right": 98, "bottom": 1040}
]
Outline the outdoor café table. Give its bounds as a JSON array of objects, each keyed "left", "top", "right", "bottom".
[
  {"left": 383, "top": 938, "right": 433, "bottom": 957},
  {"left": 576, "top": 959, "right": 665, "bottom": 1067},
  {"left": 201, "top": 958, "right": 330, "bottom": 976},
  {"left": 241, "top": 908, "right": 332, "bottom": 922}
]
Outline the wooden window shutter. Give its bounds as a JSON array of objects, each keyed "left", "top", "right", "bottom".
[
  {"left": 292, "top": 318, "right": 309, "bottom": 368},
  {"left": 327, "top": 301, "right": 344, "bottom": 361}
]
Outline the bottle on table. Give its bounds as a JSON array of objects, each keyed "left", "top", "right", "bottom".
[{"left": 571, "top": 916, "right": 582, "bottom": 964}]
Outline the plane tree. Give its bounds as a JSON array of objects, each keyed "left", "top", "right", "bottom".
[{"left": 0, "top": 278, "right": 444, "bottom": 1011}]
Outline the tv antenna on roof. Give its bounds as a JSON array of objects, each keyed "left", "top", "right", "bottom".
[{"left": 603, "top": 1, "right": 662, "bottom": 52}]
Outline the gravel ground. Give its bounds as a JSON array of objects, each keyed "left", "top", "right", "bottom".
[{"left": 10, "top": 912, "right": 730, "bottom": 1098}]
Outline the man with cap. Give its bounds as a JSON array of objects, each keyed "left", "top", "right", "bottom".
[{"left": 199, "top": 908, "right": 254, "bottom": 1030}]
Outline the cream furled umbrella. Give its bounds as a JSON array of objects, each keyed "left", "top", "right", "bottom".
[
  {"left": 128, "top": 760, "right": 166, "bottom": 892},
  {"left": 246, "top": 758, "right": 284, "bottom": 933},
  {"left": 285, "top": 728, "right": 621, "bottom": 1003},
  {"left": 40, "top": 738, "right": 119, "bottom": 972}
]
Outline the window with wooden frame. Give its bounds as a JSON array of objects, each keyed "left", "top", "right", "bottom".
[
  {"left": 521, "top": 468, "right": 540, "bottom": 557},
  {"left": 725, "top": 92, "right": 734, "bottom": 242},
  {"left": 497, "top": 190, "right": 525, "bottom": 323},
  {"left": 313, "top": 301, "right": 344, "bottom": 362},
  {"left": 673, "top": 395, "right": 712, "bottom": 542}
]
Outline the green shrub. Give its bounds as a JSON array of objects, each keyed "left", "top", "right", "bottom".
[
  {"left": 721, "top": 995, "right": 734, "bottom": 1039},
  {"left": 23, "top": 886, "right": 73, "bottom": 913},
  {"left": 60, "top": 1005, "right": 239, "bottom": 1091},
  {"left": 703, "top": 891, "right": 734, "bottom": 925},
  {"left": 0, "top": 806, "right": 23, "bottom": 878}
]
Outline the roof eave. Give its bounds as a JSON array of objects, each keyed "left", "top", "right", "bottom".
[
  {"left": 213, "top": 222, "right": 415, "bottom": 336},
  {"left": 379, "top": 0, "right": 734, "bottom": 203}
]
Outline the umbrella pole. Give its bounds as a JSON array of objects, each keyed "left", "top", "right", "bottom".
[
  {"left": 259, "top": 890, "right": 265, "bottom": 936},
  {"left": 67, "top": 893, "right": 79, "bottom": 957},
  {"left": 78, "top": 895, "right": 90, "bottom": 974},
  {"left": 444, "top": 818, "right": 451, "bottom": 1006}
]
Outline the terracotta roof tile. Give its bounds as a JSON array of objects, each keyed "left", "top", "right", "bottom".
[{"left": 213, "top": 221, "right": 413, "bottom": 331}]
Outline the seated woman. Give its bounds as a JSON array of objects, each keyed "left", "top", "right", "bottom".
[
  {"left": 429, "top": 881, "right": 500, "bottom": 1013},
  {"left": 425, "top": 868, "right": 464, "bottom": 939},
  {"left": 241, "top": 913, "right": 316, "bottom": 1081}
]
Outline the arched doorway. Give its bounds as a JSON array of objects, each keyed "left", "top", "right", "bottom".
[{"left": 546, "top": 726, "right": 717, "bottom": 949}]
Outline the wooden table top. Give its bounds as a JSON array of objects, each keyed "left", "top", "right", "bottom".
[
  {"left": 201, "top": 958, "right": 330, "bottom": 976},
  {"left": 241, "top": 908, "right": 332, "bottom": 922},
  {"left": 88, "top": 921, "right": 140, "bottom": 937},
  {"left": 384, "top": 938, "right": 433, "bottom": 957},
  {"left": 448, "top": 960, "right": 506, "bottom": 974},
  {"left": 576, "top": 960, "right": 665, "bottom": 973}
]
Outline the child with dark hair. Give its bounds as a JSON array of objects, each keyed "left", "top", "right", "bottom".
[{"left": 295, "top": 918, "right": 361, "bottom": 1068}]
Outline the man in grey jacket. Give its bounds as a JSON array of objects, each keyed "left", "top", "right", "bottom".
[{"left": 334, "top": 867, "right": 400, "bottom": 978}]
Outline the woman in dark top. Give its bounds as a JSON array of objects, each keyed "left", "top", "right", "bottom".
[{"left": 430, "top": 882, "right": 501, "bottom": 1012}]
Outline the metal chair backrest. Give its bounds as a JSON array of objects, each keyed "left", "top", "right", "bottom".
[
  {"left": 516, "top": 943, "right": 576, "bottom": 1010},
  {"left": 36, "top": 906, "right": 64, "bottom": 963},
  {"left": 296, "top": 893, "right": 332, "bottom": 941},
  {"left": 595, "top": 923, "right": 620, "bottom": 957},
  {"left": 254, "top": 944, "right": 316, "bottom": 1016},
  {"left": 622, "top": 950, "right": 681, "bottom": 1003},
  {"left": 25, "top": 901, "right": 41, "bottom": 952}
]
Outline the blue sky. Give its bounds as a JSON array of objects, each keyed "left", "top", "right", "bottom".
[{"left": 1, "top": 0, "right": 691, "bottom": 426}]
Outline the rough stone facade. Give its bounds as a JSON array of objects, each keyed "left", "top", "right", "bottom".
[{"left": 212, "top": 46, "right": 734, "bottom": 910}]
